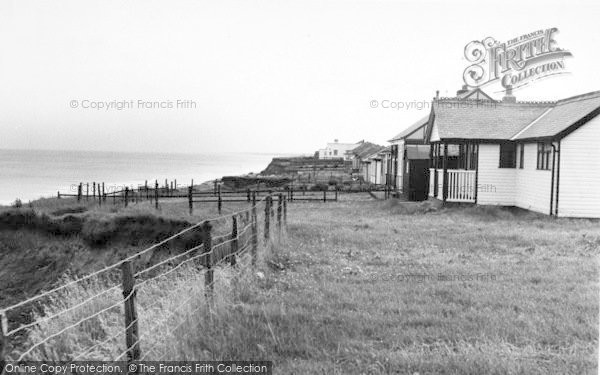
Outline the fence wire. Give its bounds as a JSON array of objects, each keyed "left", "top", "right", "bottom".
[{"left": 2, "top": 194, "right": 283, "bottom": 361}]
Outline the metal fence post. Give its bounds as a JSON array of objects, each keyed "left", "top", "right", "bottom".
[{"left": 121, "top": 261, "right": 141, "bottom": 367}]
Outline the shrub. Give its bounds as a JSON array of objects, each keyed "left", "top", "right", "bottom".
[{"left": 310, "top": 183, "right": 329, "bottom": 192}]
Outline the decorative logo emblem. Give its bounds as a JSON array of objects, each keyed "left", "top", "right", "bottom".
[{"left": 463, "top": 28, "right": 572, "bottom": 90}]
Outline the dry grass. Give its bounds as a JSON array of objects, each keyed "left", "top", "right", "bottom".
[{"left": 3, "top": 194, "right": 599, "bottom": 374}]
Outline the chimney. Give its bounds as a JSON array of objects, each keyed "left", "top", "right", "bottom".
[
  {"left": 456, "top": 84, "right": 469, "bottom": 96},
  {"left": 435, "top": 90, "right": 439, "bottom": 100},
  {"left": 502, "top": 85, "right": 516, "bottom": 103}
]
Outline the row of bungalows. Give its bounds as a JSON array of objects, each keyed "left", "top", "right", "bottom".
[
  {"left": 347, "top": 141, "right": 386, "bottom": 184},
  {"left": 386, "top": 86, "right": 600, "bottom": 218}
]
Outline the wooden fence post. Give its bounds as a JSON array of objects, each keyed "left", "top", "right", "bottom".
[
  {"left": 230, "top": 216, "right": 238, "bottom": 267},
  {"left": 246, "top": 188, "right": 250, "bottom": 202},
  {"left": 93, "top": 182, "right": 96, "bottom": 199},
  {"left": 217, "top": 185, "right": 222, "bottom": 214},
  {"left": 154, "top": 181, "right": 159, "bottom": 210},
  {"left": 145, "top": 181, "right": 148, "bottom": 200},
  {"left": 252, "top": 191, "right": 256, "bottom": 207},
  {"left": 277, "top": 194, "right": 282, "bottom": 238},
  {"left": 57, "top": 191, "right": 61, "bottom": 199},
  {"left": 201, "top": 221, "right": 214, "bottom": 301},
  {"left": 170, "top": 181, "right": 174, "bottom": 196},
  {"left": 188, "top": 186, "right": 193, "bottom": 215},
  {"left": 264, "top": 196, "right": 271, "bottom": 242},
  {"left": 124, "top": 187, "right": 129, "bottom": 207},
  {"left": 251, "top": 201, "right": 258, "bottom": 266},
  {"left": 86, "top": 183, "right": 89, "bottom": 201},
  {"left": 283, "top": 198, "right": 287, "bottom": 226},
  {"left": 102, "top": 183, "right": 106, "bottom": 203},
  {"left": 0, "top": 310, "right": 6, "bottom": 374},
  {"left": 290, "top": 185, "right": 294, "bottom": 201},
  {"left": 78, "top": 183, "right": 82, "bottom": 202},
  {"left": 323, "top": 190, "right": 327, "bottom": 202},
  {"left": 121, "top": 260, "right": 141, "bottom": 366},
  {"left": 174, "top": 179, "right": 177, "bottom": 193},
  {"left": 335, "top": 188, "right": 338, "bottom": 201}
]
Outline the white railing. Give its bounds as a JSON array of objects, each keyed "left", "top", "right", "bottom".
[{"left": 446, "top": 170, "right": 476, "bottom": 202}]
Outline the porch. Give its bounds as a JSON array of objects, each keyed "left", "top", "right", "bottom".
[
  {"left": 428, "top": 169, "right": 476, "bottom": 202},
  {"left": 428, "top": 142, "right": 478, "bottom": 203}
]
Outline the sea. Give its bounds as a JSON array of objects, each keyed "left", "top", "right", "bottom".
[{"left": 0, "top": 149, "right": 281, "bottom": 206}]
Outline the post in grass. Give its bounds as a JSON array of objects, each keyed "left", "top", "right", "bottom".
[
  {"left": 264, "top": 195, "right": 271, "bottom": 242},
  {"left": 230, "top": 216, "right": 238, "bottom": 267},
  {"left": 277, "top": 194, "right": 282, "bottom": 238},
  {"left": 120, "top": 260, "right": 141, "bottom": 364},
  {"left": 283, "top": 197, "right": 287, "bottom": 226},
  {"left": 188, "top": 186, "right": 193, "bottom": 215},
  {"left": 154, "top": 180, "right": 159, "bottom": 210},
  {"left": 217, "top": 185, "right": 222, "bottom": 214},
  {"left": 201, "top": 221, "right": 214, "bottom": 302},
  {"left": 0, "top": 310, "right": 6, "bottom": 369},
  {"left": 251, "top": 196, "right": 258, "bottom": 266}
]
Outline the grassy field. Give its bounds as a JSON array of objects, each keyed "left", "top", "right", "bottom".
[{"left": 2, "top": 194, "right": 599, "bottom": 374}]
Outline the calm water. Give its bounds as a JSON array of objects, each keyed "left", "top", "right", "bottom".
[{"left": 0, "top": 149, "right": 278, "bottom": 205}]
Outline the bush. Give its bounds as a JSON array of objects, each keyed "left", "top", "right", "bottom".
[
  {"left": 13, "top": 199, "right": 22, "bottom": 208},
  {"left": 310, "top": 183, "right": 329, "bottom": 192}
]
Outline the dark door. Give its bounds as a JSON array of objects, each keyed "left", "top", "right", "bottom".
[{"left": 405, "top": 159, "right": 429, "bottom": 201}]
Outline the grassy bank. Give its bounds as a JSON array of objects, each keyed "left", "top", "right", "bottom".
[{"left": 2, "top": 195, "right": 599, "bottom": 373}]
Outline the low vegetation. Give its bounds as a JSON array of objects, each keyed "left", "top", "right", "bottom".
[{"left": 1, "top": 195, "right": 598, "bottom": 374}]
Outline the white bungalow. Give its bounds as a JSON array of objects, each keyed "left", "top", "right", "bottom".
[{"left": 425, "top": 88, "right": 600, "bottom": 218}]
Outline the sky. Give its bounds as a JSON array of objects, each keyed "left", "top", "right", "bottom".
[{"left": 0, "top": 0, "right": 599, "bottom": 155}]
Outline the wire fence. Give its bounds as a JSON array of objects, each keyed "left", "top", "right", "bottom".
[{"left": 0, "top": 193, "right": 286, "bottom": 364}]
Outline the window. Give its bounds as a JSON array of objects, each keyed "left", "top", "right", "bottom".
[
  {"left": 537, "top": 142, "right": 552, "bottom": 170},
  {"left": 333, "top": 149, "right": 338, "bottom": 156},
  {"left": 519, "top": 144, "right": 524, "bottom": 169},
  {"left": 499, "top": 142, "right": 517, "bottom": 168}
]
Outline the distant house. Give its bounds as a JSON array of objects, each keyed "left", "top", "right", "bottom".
[
  {"left": 425, "top": 87, "right": 600, "bottom": 218},
  {"left": 316, "top": 139, "right": 359, "bottom": 160},
  {"left": 388, "top": 116, "right": 430, "bottom": 200}
]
